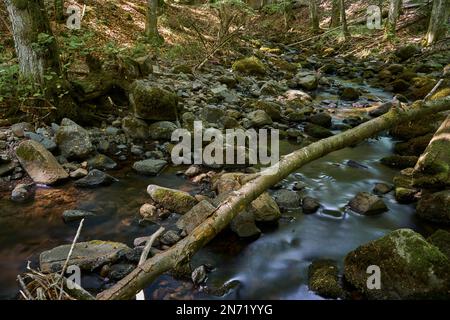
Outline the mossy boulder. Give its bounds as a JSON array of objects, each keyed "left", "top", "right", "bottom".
[
  {"left": 308, "top": 112, "right": 332, "bottom": 128},
  {"left": 380, "top": 155, "right": 418, "bottom": 169},
  {"left": 431, "top": 87, "right": 450, "bottom": 100},
  {"left": 416, "top": 191, "right": 450, "bottom": 225},
  {"left": 344, "top": 229, "right": 450, "bottom": 299},
  {"left": 395, "top": 45, "right": 420, "bottom": 62},
  {"left": 410, "top": 77, "right": 437, "bottom": 100},
  {"left": 121, "top": 116, "right": 150, "bottom": 140},
  {"left": 340, "top": 87, "right": 360, "bottom": 101},
  {"left": 304, "top": 123, "right": 333, "bottom": 139},
  {"left": 55, "top": 118, "right": 95, "bottom": 160},
  {"left": 251, "top": 101, "right": 282, "bottom": 121},
  {"left": 394, "top": 134, "right": 433, "bottom": 156},
  {"left": 16, "top": 140, "right": 69, "bottom": 185},
  {"left": 428, "top": 230, "right": 450, "bottom": 259},
  {"left": 130, "top": 80, "right": 179, "bottom": 121},
  {"left": 148, "top": 121, "right": 178, "bottom": 140},
  {"left": 391, "top": 79, "right": 410, "bottom": 93},
  {"left": 390, "top": 114, "right": 443, "bottom": 140},
  {"left": 308, "top": 260, "right": 344, "bottom": 299},
  {"left": 232, "top": 56, "right": 266, "bottom": 76},
  {"left": 147, "top": 184, "right": 198, "bottom": 214}
]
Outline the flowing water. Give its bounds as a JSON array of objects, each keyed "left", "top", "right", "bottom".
[{"left": 0, "top": 78, "right": 429, "bottom": 300}]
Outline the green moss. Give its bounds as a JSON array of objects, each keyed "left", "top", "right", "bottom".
[
  {"left": 428, "top": 230, "right": 450, "bottom": 259},
  {"left": 16, "top": 141, "right": 45, "bottom": 162},
  {"left": 394, "top": 134, "right": 433, "bottom": 156},
  {"left": 232, "top": 56, "right": 266, "bottom": 76},
  {"left": 308, "top": 260, "right": 344, "bottom": 299},
  {"left": 380, "top": 155, "right": 418, "bottom": 169},
  {"left": 148, "top": 185, "right": 197, "bottom": 214},
  {"left": 431, "top": 88, "right": 450, "bottom": 100}
]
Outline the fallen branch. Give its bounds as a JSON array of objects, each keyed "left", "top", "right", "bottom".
[{"left": 96, "top": 96, "right": 450, "bottom": 300}]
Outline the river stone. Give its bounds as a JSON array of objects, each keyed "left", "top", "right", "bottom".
[
  {"left": 62, "top": 210, "right": 96, "bottom": 222},
  {"left": 148, "top": 121, "right": 178, "bottom": 140},
  {"left": 192, "top": 265, "right": 207, "bottom": 285},
  {"left": 15, "top": 140, "right": 69, "bottom": 185},
  {"left": 201, "top": 105, "right": 226, "bottom": 123},
  {"left": 11, "top": 122, "right": 33, "bottom": 137},
  {"left": 121, "top": 116, "right": 150, "bottom": 140},
  {"left": 295, "top": 73, "right": 318, "bottom": 91},
  {"left": 11, "top": 183, "right": 35, "bottom": 202},
  {"left": 308, "top": 112, "right": 332, "bottom": 128},
  {"left": 139, "top": 203, "right": 158, "bottom": 220},
  {"left": 87, "top": 153, "right": 117, "bottom": 170},
  {"left": 416, "top": 191, "right": 450, "bottom": 224},
  {"left": 70, "top": 168, "right": 88, "bottom": 179},
  {"left": 160, "top": 230, "right": 181, "bottom": 246},
  {"left": 147, "top": 184, "right": 198, "bottom": 214},
  {"left": 348, "top": 192, "right": 388, "bottom": 215},
  {"left": 56, "top": 118, "right": 94, "bottom": 159},
  {"left": 108, "top": 263, "right": 135, "bottom": 280},
  {"left": 130, "top": 80, "right": 179, "bottom": 121},
  {"left": 344, "top": 229, "right": 450, "bottom": 299},
  {"left": 232, "top": 56, "right": 266, "bottom": 76},
  {"left": 308, "top": 260, "right": 344, "bottom": 299},
  {"left": 230, "top": 211, "right": 261, "bottom": 238},
  {"left": 428, "top": 230, "right": 450, "bottom": 259},
  {"left": 74, "top": 169, "right": 117, "bottom": 188},
  {"left": 369, "top": 102, "right": 393, "bottom": 117},
  {"left": 176, "top": 200, "right": 216, "bottom": 234},
  {"left": 248, "top": 110, "right": 272, "bottom": 127},
  {"left": 373, "top": 183, "right": 393, "bottom": 195},
  {"left": 24, "top": 131, "right": 57, "bottom": 151},
  {"left": 304, "top": 123, "right": 333, "bottom": 139},
  {"left": 0, "top": 161, "right": 16, "bottom": 177},
  {"left": 249, "top": 192, "right": 281, "bottom": 222},
  {"left": 272, "top": 189, "right": 301, "bottom": 210},
  {"left": 40, "top": 240, "right": 131, "bottom": 273},
  {"left": 302, "top": 196, "right": 321, "bottom": 214},
  {"left": 340, "top": 87, "right": 360, "bottom": 101},
  {"left": 133, "top": 159, "right": 167, "bottom": 175},
  {"left": 251, "top": 101, "right": 282, "bottom": 121}
]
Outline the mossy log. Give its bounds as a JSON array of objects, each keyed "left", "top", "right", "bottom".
[{"left": 97, "top": 97, "right": 450, "bottom": 300}]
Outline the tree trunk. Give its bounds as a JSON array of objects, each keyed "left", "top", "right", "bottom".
[
  {"left": 340, "top": 0, "right": 350, "bottom": 39},
  {"left": 145, "top": 0, "right": 161, "bottom": 42},
  {"left": 4, "top": 0, "right": 61, "bottom": 84},
  {"left": 54, "top": 0, "right": 65, "bottom": 22},
  {"left": 330, "top": 0, "right": 341, "bottom": 28},
  {"left": 425, "top": 0, "right": 449, "bottom": 46},
  {"left": 96, "top": 96, "right": 450, "bottom": 300},
  {"left": 309, "top": 0, "right": 320, "bottom": 33},
  {"left": 385, "top": 0, "right": 402, "bottom": 38}
]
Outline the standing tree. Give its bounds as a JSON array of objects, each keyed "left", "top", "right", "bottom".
[
  {"left": 340, "top": 0, "right": 350, "bottom": 39},
  {"left": 385, "top": 0, "right": 402, "bottom": 38},
  {"left": 425, "top": 0, "right": 449, "bottom": 46},
  {"left": 54, "top": 0, "right": 65, "bottom": 22},
  {"left": 309, "top": 0, "right": 320, "bottom": 33},
  {"left": 330, "top": 0, "right": 341, "bottom": 28},
  {"left": 145, "top": 0, "right": 162, "bottom": 42}
]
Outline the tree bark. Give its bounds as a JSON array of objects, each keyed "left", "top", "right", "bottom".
[
  {"left": 54, "top": 0, "right": 65, "bottom": 22},
  {"left": 385, "top": 0, "right": 402, "bottom": 38},
  {"left": 425, "top": 0, "right": 449, "bottom": 46},
  {"left": 96, "top": 96, "right": 450, "bottom": 300},
  {"left": 4, "top": 0, "right": 61, "bottom": 84},
  {"left": 330, "top": 0, "right": 341, "bottom": 28},
  {"left": 309, "top": 0, "right": 320, "bottom": 33},
  {"left": 145, "top": 0, "right": 161, "bottom": 42},
  {"left": 340, "top": 0, "right": 350, "bottom": 39}
]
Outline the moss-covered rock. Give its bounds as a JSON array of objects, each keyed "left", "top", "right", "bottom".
[
  {"left": 339, "top": 87, "right": 360, "bottom": 101},
  {"left": 380, "top": 155, "right": 418, "bottom": 169},
  {"left": 304, "top": 123, "right": 333, "bottom": 139},
  {"left": 55, "top": 118, "right": 95, "bottom": 160},
  {"left": 147, "top": 184, "right": 198, "bottom": 214},
  {"left": 344, "top": 229, "right": 450, "bottom": 299},
  {"left": 232, "top": 56, "right": 266, "bottom": 76},
  {"left": 391, "top": 79, "right": 410, "bottom": 93},
  {"left": 395, "top": 45, "right": 420, "bottom": 62},
  {"left": 431, "top": 87, "right": 450, "bottom": 100},
  {"left": 130, "top": 80, "right": 179, "bottom": 121},
  {"left": 428, "top": 230, "right": 450, "bottom": 259},
  {"left": 416, "top": 191, "right": 450, "bottom": 225},
  {"left": 410, "top": 76, "right": 437, "bottom": 100},
  {"left": 394, "top": 134, "right": 433, "bottom": 156},
  {"left": 249, "top": 192, "right": 281, "bottom": 222},
  {"left": 250, "top": 101, "right": 282, "bottom": 121},
  {"left": 121, "top": 116, "right": 150, "bottom": 140},
  {"left": 390, "top": 114, "right": 443, "bottom": 140},
  {"left": 308, "top": 259, "right": 344, "bottom": 299},
  {"left": 148, "top": 121, "right": 178, "bottom": 140}
]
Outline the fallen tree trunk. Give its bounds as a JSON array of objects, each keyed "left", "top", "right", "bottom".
[{"left": 97, "top": 96, "right": 450, "bottom": 300}]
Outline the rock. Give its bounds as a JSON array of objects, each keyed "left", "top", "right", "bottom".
[
  {"left": 391, "top": 79, "right": 410, "bottom": 93},
  {"left": 184, "top": 165, "right": 201, "bottom": 177},
  {"left": 15, "top": 140, "right": 69, "bottom": 185},
  {"left": 11, "top": 183, "right": 35, "bottom": 202},
  {"left": 372, "top": 183, "right": 393, "bottom": 195},
  {"left": 348, "top": 192, "right": 388, "bottom": 215},
  {"left": 416, "top": 191, "right": 450, "bottom": 224},
  {"left": 24, "top": 131, "right": 57, "bottom": 151},
  {"left": 251, "top": 101, "right": 282, "bottom": 121},
  {"left": 160, "top": 230, "right": 181, "bottom": 246},
  {"left": 11, "top": 122, "right": 33, "bottom": 137},
  {"left": 56, "top": 118, "right": 94, "bottom": 159},
  {"left": 0, "top": 161, "right": 16, "bottom": 177},
  {"left": 139, "top": 203, "right": 157, "bottom": 220},
  {"left": 130, "top": 80, "right": 179, "bottom": 121},
  {"left": 148, "top": 121, "right": 178, "bottom": 140},
  {"left": 74, "top": 169, "right": 117, "bottom": 188},
  {"left": 192, "top": 265, "right": 207, "bottom": 285},
  {"left": 369, "top": 101, "right": 391, "bottom": 117},
  {"left": 87, "top": 154, "right": 117, "bottom": 170},
  {"left": 133, "top": 159, "right": 167, "bottom": 175},
  {"left": 344, "top": 229, "right": 450, "bottom": 299},
  {"left": 304, "top": 123, "right": 333, "bottom": 139},
  {"left": 62, "top": 209, "right": 96, "bottom": 222},
  {"left": 394, "top": 134, "right": 433, "bottom": 156},
  {"left": 428, "top": 230, "right": 450, "bottom": 259},
  {"left": 302, "top": 196, "right": 321, "bottom": 214},
  {"left": 380, "top": 155, "right": 419, "bottom": 169},
  {"left": 396, "top": 45, "right": 420, "bottom": 62},
  {"left": 232, "top": 56, "right": 266, "bottom": 76},
  {"left": 147, "top": 184, "right": 198, "bottom": 214},
  {"left": 346, "top": 160, "right": 368, "bottom": 169},
  {"left": 308, "top": 260, "right": 343, "bottom": 299},
  {"left": 248, "top": 110, "right": 273, "bottom": 127},
  {"left": 295, "top": 73, "right": 318, "bottom": 91},
  {"left": 249, "top": 192, "right": 281, "bottom": 222},
  {"left": 70, "top": 168, "right": 88, "bottom": 179},
  {"left": 230, "top": 211, "right": 261, "bottom": 238},
  {"left": 309, "top": 113, "right": 332, "bottom": 128},
  {"left": 108, "top": 263, "right": 135, "bottom": 280},
  {"left": 40, "top": 240, "right": 130, "bottom": 273},
  {"left": 176, "top": 200, "right": 216, "bottom": 234},
  {"left": 340, "top": 87, "right": 360, "bottom": 101},
  {"left": 121, "top": 116, "right": 150, "bottom": 140},
  {"left": 272, "top": 189, "right": 301, "bottom": 210}
]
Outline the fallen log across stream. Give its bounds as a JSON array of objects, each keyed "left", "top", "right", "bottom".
[{"left": 96, "top": 96, "right": 450, "bottom": 300}]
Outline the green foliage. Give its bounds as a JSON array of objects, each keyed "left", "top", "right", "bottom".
[
  {"left": 262, "top": 1, "right": 293, "bottom": 15},
  {"left": 31, "top": 33, "right": 55, "bottom": 54}
]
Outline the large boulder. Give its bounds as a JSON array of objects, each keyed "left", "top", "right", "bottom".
[
  {"left": 40, "top": 240, "right": 130, "bottom": 273},
  {"left": 133, "top": 159, "right": 167, "bottom": 175},
  {"left": 416, "top": 190, "right": 450, "bottom": 224},
  {"left": 344, "top": 229, "right": 450, "bottom": 299},
  {"left": 130, "top": 80, "right": 179, "bottom": 121},
  {"left": 55, "top": 118, "right": 94, "bottom": 159},
  {"left": 147, "top": 184, "right": 198, "bottom": 214},
  {"left": 15, "top": 140, "right": 68, "bottom": 185}
]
